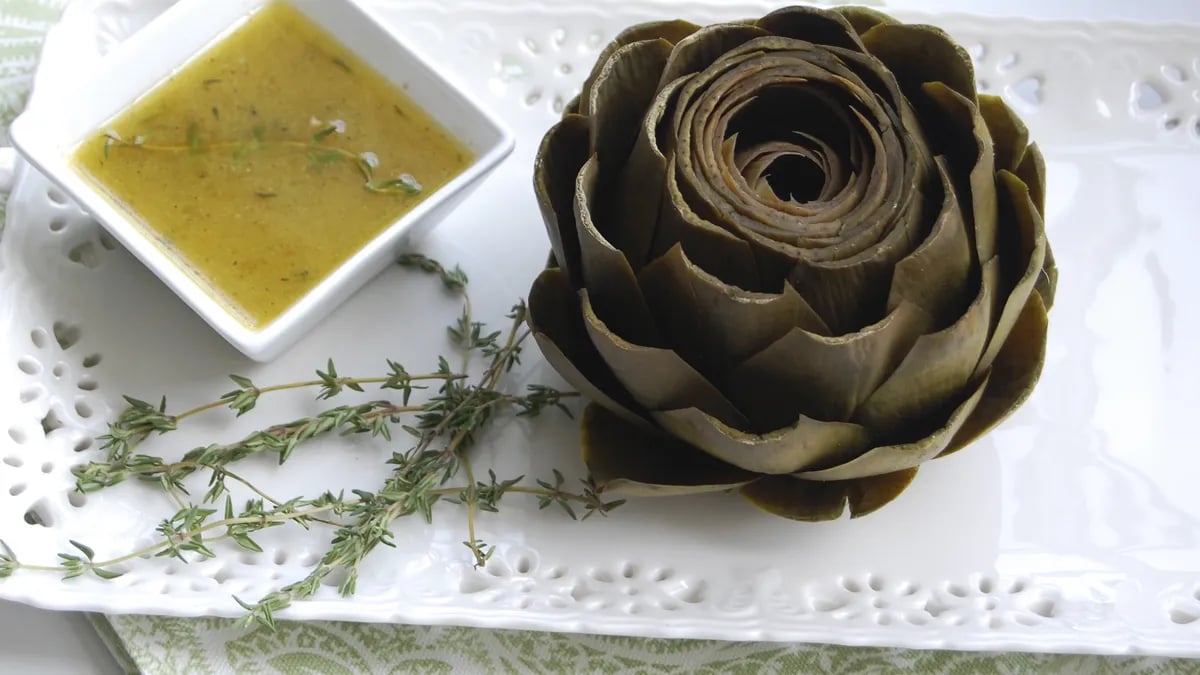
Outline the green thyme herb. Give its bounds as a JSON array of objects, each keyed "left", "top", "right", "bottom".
[{"left": 0, "top": 256, "right": 622, "bottom": 630}]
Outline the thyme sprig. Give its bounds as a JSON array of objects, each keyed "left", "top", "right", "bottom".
[
  {"left": 102, "top": 122, "right": 422, "bottom": 196},
  {"left": 0, "top": 254, "right": 625, "bottom": 629}
]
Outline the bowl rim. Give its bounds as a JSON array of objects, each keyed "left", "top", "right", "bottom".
[{"left": 9, "top": 0, "right": 515, "bottom": 361}]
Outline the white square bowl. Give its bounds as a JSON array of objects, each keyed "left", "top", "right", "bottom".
[{"left": 9, "top": 0, "right": 515, "bottom": 362}]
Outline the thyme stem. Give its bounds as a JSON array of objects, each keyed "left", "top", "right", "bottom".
[{"left": 177, "top": 374, "right": 460, "bottom": 422}]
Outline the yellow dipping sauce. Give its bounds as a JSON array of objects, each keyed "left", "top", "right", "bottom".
[{"left": 72, "top": 1, "right": 473, "bottom": 328}]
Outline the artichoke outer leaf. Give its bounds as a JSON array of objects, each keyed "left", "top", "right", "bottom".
[
  {"left": 921, "top": 81, "right": 999, "bottom": 265},
  {"left": 886, "top": 156, "right": 973, "bottom": 326},
  {"left": 652, "top": 406, "right": 870, "bottom": 475},
  {"left": 860, "top": 22, "right": 977, "bottom": 103},
  {"left": 754, "top": 5, "right": 867, "bottom": 51},
  {"left": 582, "top": 404, "right": 758, "bottom": 496},
  {"left": 739, "top": 468, "right": 918, "bottom": 522},
  {"left": 856, "top": 257, "right": 1000, "bottom": 439},
  {"left": 1036, "top": 243, "right": 1058, "bottom": 312},
  {"left": 940, "top": 290, "right": 1048, "bottom": 457},
  {"left": 794, "top": 369, "right": 989, "bottom": 481},
  {"left": 846, "top": 468, "right": 921, "bottom": 517},
  {"left": 656, "top": 23, "right": 771, "bottom": 92},
  {"left": 579, "top": 289, "right": 750, "bottom": 429},
  {"left": 1016, "top": 143, "right": 1047, "bottom": 218},
  {"left": 533, "top": 114, "right": 590, "bottom": 287},
  {"left": 833, "top": 6, "right": 900, "bottom": 36},
  {"left": 563, "top": 94, "right": 581, "bottom": 116},
  {"left": 978, "top": 94, "right": 1030, "bottom": 173},
  {"left": 527, "top": 267, "right": 647, "bottom": 427},
  {"left": 740, "top": 476, "right": 848, "bottom": 522},
  {"left": 637, "top": 243, "right": 828, "bottom": 379},
  {"left": 727, "top": 300, "right": 931, "bottom": 427},
  {"left": 573, "top": 156, "right": 662, "bottom": 346},
  {"left": 579, "top": 20, "right": 701, "bottom": 117},
  {"left": 1015, "top": 143, "right": 1056, "bottom": 311},
  {"left": 975, "top": 170, "right": 1048, "bottom": 377},
  {"left": 589, "top": 38, "right": 675, "bottom": 181}
]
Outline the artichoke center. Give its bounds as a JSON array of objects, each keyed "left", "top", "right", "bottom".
[{"left": 762, "top": 153, "right": 826, "bottom": 203}]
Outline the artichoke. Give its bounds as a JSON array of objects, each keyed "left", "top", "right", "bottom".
[{"left": 527, "top": 6, "right": 1056, "bottom": 521}]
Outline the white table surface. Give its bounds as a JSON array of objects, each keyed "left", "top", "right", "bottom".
[{"left": 0, "top": 602, "right": 122, "bottom": 674}]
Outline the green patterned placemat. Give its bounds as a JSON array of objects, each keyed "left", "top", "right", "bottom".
[
  {"left": 2, "top": 2, "right": 1198, "bottom": 673},
  {"left": 94, "top": 615, "right": 1200, "bottom": 674}
]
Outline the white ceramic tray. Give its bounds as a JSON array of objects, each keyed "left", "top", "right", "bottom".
[{"left": 2, "top": 0, "right": 1200, "bottom": 656}]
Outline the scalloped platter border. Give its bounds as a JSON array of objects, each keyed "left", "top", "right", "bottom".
[{"left": 2, "top": 0, "right": 1200, "bottom": 656}]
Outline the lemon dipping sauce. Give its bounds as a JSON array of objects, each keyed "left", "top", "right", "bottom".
[{"left": 72, "top": 2, "right": 473, "bottom": 328}]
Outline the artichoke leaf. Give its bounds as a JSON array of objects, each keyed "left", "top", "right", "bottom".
[
  {"left": 533, "top": 114, "right": 590, "bottom": 287},
  {"left": 860, "top": 23, "right": 977, "bottom": 103},
  {"left": 754, "top": 5, "right": 866, "bottom": 51},
  {"left": 740, "top": 468, "right": 918, "bottom": 521},
  {"left": 579, "top": 20, "right": 700, "bottom": 117},
  {"left": 1016, "top": 142, "right": 1047, "bottom": 217},
  {"left": 978, "top": 95, "right": 1030, "bottom": 173},
  {"left": 783, "top": 111, "right": 928, "bottom": 333},
  {"left": 941, "top": 290, "right": 1048, "bottom": 457},
  {"left": 580, "top": 289, "right": 750, "bottom": 428},
  {"left": 886, "top": 156, "right": 972, "bottom": 326},
  {"left": 796, "top": 367, "right": 984, "bottom": 478},
  {"left": 803, "top": 104, "right": 918, "bottom": 262},
  {"left": 574, "top": 156, "right": 662, "bottom": 346},
  {"left": 975, "top": 170, "right": 1048, "bottom": 377},
  {"left": 564, "top": 94, "right": 581, "bottom": 116},
  {"left": 654, "top": 154, "right": 764, "bottom": 290},
  {"left": 1014, "top": 143, "right": 1056, "bottom": 311},
  {"left": 638, "top": 243, "right": 829, "bottom": 379},
  {"left": 583, "top": 404, "right": 757, "bottom": 496},
  {"left": 589, "top": 38, "right": 675, "bottom": 181},
  {"left": 653, "top": 406, "right": 869, "bottom": 474},
  {"left": 921, "top": 81, "right": 999, "bottom": 265},
  {"left": 727, "top": 300, "right": 932, "bottom": 427},
  {"left": 740, "top": 476, "right": 848, "bottom": 521},
  {"left": 845, "top": 468, "right": 921, "bottom": 517},
  {"left": 833, "top": 6, "right": 899, "bottom": 36},
  {"left": 656, "top": 23, "right": 770, "bottom": 91},
  {"left": 604, "top": 76, "right": 687, "bottom": 269},
  {"left": 856, "top": 257, "right": 1000, "bottom": 438},
  {"left": 795, "top": 370, "right": 989, "bottom": 481},
  {"left": 1037, "top": 244, "right": 1058, "bottom": 311},
  {"left": 528, "top": 267, "right": 647, "bottom": 426}
]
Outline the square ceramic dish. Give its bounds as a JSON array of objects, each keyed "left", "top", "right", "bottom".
[{"left": 8, "top": 0, "right": 514, "bottom": 362}]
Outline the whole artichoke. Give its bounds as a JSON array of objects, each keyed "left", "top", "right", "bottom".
[{"left": 527, "top": 6, "right": 1056, "bottom": 520}]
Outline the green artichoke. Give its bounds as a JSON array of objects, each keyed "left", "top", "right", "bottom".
[{"left": 527, "top": 5, "right": 1056, "bottom": 521}]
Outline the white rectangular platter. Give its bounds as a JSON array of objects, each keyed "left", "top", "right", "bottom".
[{"left": 1, "top": 0, "right": 1199, "bottom": 657}]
